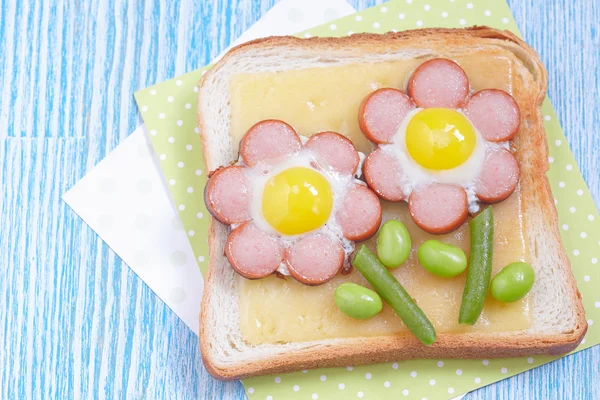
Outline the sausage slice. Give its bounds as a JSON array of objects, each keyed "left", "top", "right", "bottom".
[
  {"left": 337, "top": 184, "right": 382, "bottom": 241},
  {"left": 363, "top": 147, "right": 405, "bottom": 202},
  {"left": 225, "top": 222, "right": 283, "bottom": 279},
  {"left": 408, "top": 58, "right": 469, "bottom": 108},
  {"left": 464, "top": 89, "right": 521, "bottom": 142},
  {"left": 239, "top": 119, "right": 302, "bottom": 166},
  {"left": 475, "top": 148, "right": 520, "bottom": 203},
  {"left": 285, "top": 234, "right": 344, "bottom": 285},
  {"left": 305, "top": 131, "right": 360, "bottom": 176},
  {"left": 358, "top": 88, "right": 415, "bottom": 144},
  {"left": 204, "top": 166, "right": 252, "bottom": 224},
  {"left": 408, "top": 183, "right": 468, "bottom": 234}
]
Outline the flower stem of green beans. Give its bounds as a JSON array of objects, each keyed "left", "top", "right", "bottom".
[
  {"left": 459, "top": 207, "right": 494, "bottom": 325},
  {"left": 352, "top": 245, "right": 437, "bottom": 346}
]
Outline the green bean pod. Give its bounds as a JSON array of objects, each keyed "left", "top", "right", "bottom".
[
  {"left": 352, "top": 245, "right": 436, "bottom": 345},
  {"left": 459, "top": 207, "right": 494, "bottom": 325}
]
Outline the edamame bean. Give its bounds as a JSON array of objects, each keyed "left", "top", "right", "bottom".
[
  {"left": 377, "top": 220, "right": 412, "bottom": 268},
  {"left": 459, "top": 207, "right": 494, "bottom": 325},
  {"left": 491, "top": 262, "right": 535, "bottom": 303},
  {"left": 352, "top": 245, "right": 437, "bottom": 345},
  {"left": 334, "top": 282, "right": 383, "bottom": 320},
  {"left": 418, "top": 240, "right": 467, "bottom": 278}
]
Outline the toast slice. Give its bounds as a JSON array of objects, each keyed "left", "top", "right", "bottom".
[{"left": 197, "top": 27, "right": 587, "bottom": 380}]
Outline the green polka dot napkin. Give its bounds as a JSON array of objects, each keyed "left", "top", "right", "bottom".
[{"left": 134, "top": 0, "right": 599, "bottom": 398}]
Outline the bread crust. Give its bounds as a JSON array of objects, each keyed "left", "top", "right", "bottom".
[{"left": 197, "top": 27, "right": 587, "bottom": 381}]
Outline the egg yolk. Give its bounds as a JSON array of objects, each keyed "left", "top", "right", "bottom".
[
  {"left": 262, "top": 167, "right": 333, "bottom": 235},
  {"left": 405, "top": 108, "right": 476, "bottom": 170}
]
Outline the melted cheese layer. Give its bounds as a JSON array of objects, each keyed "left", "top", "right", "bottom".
[{"left": 230, "top": 52, "right": 530, "bottom": 345}]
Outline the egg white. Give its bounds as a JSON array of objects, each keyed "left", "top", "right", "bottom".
[
  {"left": 240, "top": 148, "right": 364, "bottom": 273},
  {"left": 381, "top": 108, "right": 507, "bottom": 213}
]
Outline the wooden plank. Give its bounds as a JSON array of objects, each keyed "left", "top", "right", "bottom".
[{"left": 0, "top": 138, "right": 245, "bottom": 398}]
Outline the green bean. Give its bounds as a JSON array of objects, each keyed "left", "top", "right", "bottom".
[
  {"left": 334, "top": 283, "right": 383, "bottom": 320},
  {"left": 377, "top": 220, "right": 412, "bottom": 268},
  {"left": 459, "top": 207, "right": 494, "bottom": 325},
  {"left": 418, "top": 240, "right": 467, "bottom": 278},
  {"left": 352, "top": 245, "right": 436, "bottom": 345},
  {"left": 491, "top": 262, "right": 535, "bottom": 303}
]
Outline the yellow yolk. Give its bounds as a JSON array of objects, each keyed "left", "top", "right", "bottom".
[
  {"left": 406, "top": 108, "right": 476, "bottom": 170},
  {"left": 262, "top": 167, "right": 333, "bottom": 235}
]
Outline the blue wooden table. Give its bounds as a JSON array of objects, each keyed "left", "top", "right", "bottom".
[{"left": 1, "top": 0, "right": 598, "bottom": 398}]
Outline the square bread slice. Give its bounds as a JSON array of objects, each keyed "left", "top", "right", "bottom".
[{"left": 197, "top": 27, "right": 587, "bottom": 380}]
